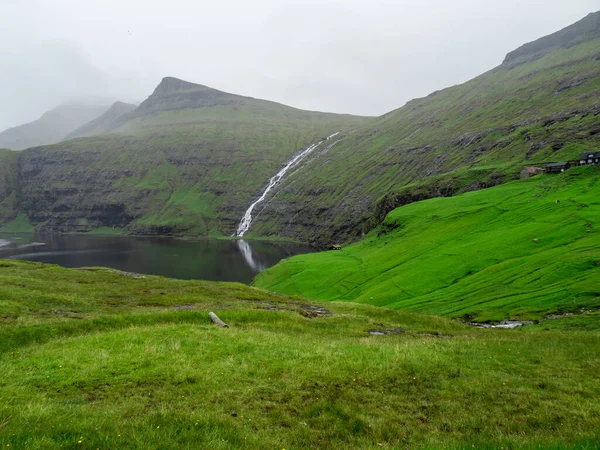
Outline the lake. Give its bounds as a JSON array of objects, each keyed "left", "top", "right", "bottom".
[{"left": 0, "top": 233, "right": 314, "bottom": 284}]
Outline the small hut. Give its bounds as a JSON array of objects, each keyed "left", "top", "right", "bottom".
[
  {"left": 545, "top": 162, "right": 571, "bottom": 173},
  {"left": 329, "top": 244, "right": 342, "bottom": 250}
]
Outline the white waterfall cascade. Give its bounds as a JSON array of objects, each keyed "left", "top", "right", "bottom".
[{"left": 236, "top": 132, "right": 340, "bottom": 237}]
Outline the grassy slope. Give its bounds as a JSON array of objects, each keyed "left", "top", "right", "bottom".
[
  {"left": 248, "top": 37, "right": 600, "bottom": 244},
  {"left": 255, "top": 166, "right": 600, "bottom": 322},
  {"left": 0, "top": 149, "right": 19, "bottom": 223},
  {"left": 10, "top": 80, "right": 368, "bottom": 236},
  {"left": 0, "top": 260, "right": 599, "bottom": 449}
]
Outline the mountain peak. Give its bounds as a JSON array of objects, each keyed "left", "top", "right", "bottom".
[
  {"left": 135, "top": 77, "right": 238, "bottom": 115},
  {"left": 503, "top": 10, "right": 600, "bottom": 66},
  {"left": 153, "top": 77, "right": 216, "bottom": 95}
]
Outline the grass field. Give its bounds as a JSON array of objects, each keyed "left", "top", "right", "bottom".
[
  {"left": 255, "top": 166, "right": 600, "bottom": 322},
  {"left": 0, "top": 260, "right": 599, "bottom": 449}
]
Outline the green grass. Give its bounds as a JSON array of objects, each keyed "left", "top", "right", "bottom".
[
  {"left": 255, "top": 166, "right": 600, "bottom": 322},
  {"left": 0, "top": 213, "right": 35, "bottom": 233},
  {"left": 248, "top": 37, "right": 600, "bottom": 244},
  {"left": 0, "top": 260, "right": 599, "bottom": 449}
]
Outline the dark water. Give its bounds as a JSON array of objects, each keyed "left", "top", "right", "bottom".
[{"left": 0, "top": 234, "right": 314, "bottom": 284}]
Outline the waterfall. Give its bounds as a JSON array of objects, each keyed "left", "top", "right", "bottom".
[{"left": 236, "top": 132, "right": 340, "bottom": 237}]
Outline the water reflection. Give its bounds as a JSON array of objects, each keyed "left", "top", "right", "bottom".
[
  {"left": 0, "top": 233, "right": 313, "bottom": 284},
  {"left": 237, "top": 239, "right": 267, "bottom": 273}
]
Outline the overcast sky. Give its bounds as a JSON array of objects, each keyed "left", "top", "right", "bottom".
[{"left": 0, "top": 0, "right": 598, "bottom": 130}]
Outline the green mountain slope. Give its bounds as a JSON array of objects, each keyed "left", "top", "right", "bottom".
[
  {"left": 1, "top": 14, "right": 598, "bottom": 240},
  {"left": 0, "top": 101, "right": 111, "bottom": 150},
  {"left": 0, "top": 260, "right": 599, "bottom": 449},
  {"left": 246, "top": 12, "right": 600, "bottom": 244},
  {"left": 0, "top": 149, "right": 19, "bottom": 222},
  {"left": 255, "top": 166, "right": 600, "bottom": 322},
  {"left": 66, "top": 101, "right": 137, "bottom": 139},
  {"left": 2, "top": 78, "right": 368, "bottom": 235}
]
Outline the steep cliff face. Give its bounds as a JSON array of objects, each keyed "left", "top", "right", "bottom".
[{"left": 2, "top": 78, "right": 369, "bottom": 236}]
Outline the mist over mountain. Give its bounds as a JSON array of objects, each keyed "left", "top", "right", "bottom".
[
  {"left": 0, "top": 41, "right": 157, "bottom": 131},
  {"left": 66, "top": 101, "right": 137, "bottom": 140},
  {"left": 0, "top": 101, "right": 112, "bottom": 150}
]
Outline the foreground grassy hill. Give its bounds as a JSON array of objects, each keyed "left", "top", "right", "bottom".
[
  {"left": 255, "top": 166, "right": 600, "bottom": 322},
  {"left": 248, "top": 12, "right": 600, "bottom": 244},
  {"left": 0, "top": 77, "right": 368, "bottom": 236},
  {"left": 0, "top": 259, "right": 599, "bottom": 449}
]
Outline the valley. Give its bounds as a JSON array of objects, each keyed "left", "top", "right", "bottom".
[{"left": 0, "top": 8, "right": 599, "bottom": 450}]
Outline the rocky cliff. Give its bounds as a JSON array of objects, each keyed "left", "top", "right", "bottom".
[{"left": 0, "top": 78, "right": 368, "bottom": 236}]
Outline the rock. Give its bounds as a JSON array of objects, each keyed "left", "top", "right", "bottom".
[
  {"left": 368, "top": 328, "right": 407, "bottom": 336},
  {"left": 554, "top": 77, "right": 588, "bottom": 95},
  {"left": 532, "top": 238, "right": 539, "bottom": 243}
]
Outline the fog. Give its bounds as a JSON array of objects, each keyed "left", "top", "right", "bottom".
[{"left": 0, "top": 0, "right": 597, "bottom": 130}]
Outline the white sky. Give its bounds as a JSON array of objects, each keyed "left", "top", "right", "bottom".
[{"left": 0, "top": 0, "right": 598, "bottom": 130}]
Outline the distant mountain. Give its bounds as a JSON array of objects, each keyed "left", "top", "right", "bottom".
[
  {"left": 66, "top": 101, "right": 137, "bottom": 139},
  {"left": 0, "top": 102, "right": 111, "bottom": 150},
  {"left": 1, "top": 12, "right": 599, "bottom": 242},
  {"left": 0, "top": 77, "right": 368, "bottom": 235}
]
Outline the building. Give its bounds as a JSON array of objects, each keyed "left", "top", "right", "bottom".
[
  {"left": 546, "top": 162, "right": 571, "bottom": 173},
  {"left": 520, "top": 167, "right": 544, "bottom": 179},
  {"left": 579, "top": 152, "right": 600, "bottom": 165}
]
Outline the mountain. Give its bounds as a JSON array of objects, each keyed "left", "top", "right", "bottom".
[
  {"left": 0, "top": 101, "right": 111, "bottom": 150},
  {"left": 503, "top": 11, "right": 600, "bottom": 66},
  {"left": 0, "top": 78, "right": 369, "bottom": 235},
  {"left": 1, "top": 13, "right": 598, "bottom": 240},
  {"left": 255, "top": 165, "right": 600, "bottom": 322},
  {"left": 244, "top": 11, "right": 600, "bottom": 245},
  {"left": 66, "top": 101, "right": 137, "bottom": 139}
]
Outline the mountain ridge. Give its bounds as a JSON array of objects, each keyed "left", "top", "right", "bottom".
[
  {"left": 0, "top": 76, "right": 369, "bottom": 235},
  {"left": 1, "top": 12, "right": 599, "bottom": 241},
  {"left": 503, "top": 10, "right": 600, "bottom": 66},
  {"left": 0, "top": 101, "right": 111, "bottom": 150},
  {"left": 66, "top": 101, "right": 137, "bottom": 139}
]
